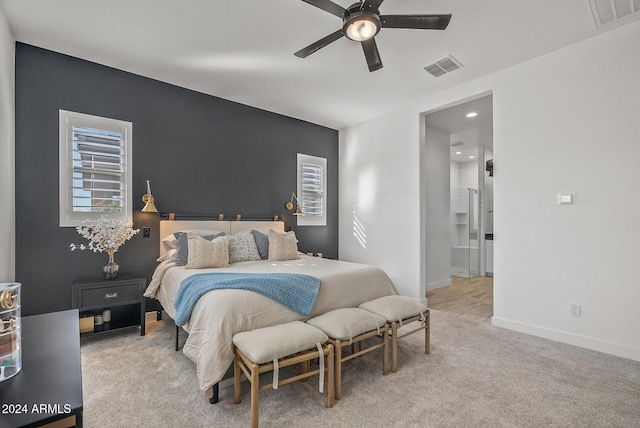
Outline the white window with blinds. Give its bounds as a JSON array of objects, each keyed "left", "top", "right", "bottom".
[
  {"left": 297, "top": 153, "right": 327, "bottom": 226},
  {"left": 59, "top": 110, "right": 132, "bottom": 227}
]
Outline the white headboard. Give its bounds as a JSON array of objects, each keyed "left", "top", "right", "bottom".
[{"left": 159, "top": 220, "right": 285, "bottom": 256}]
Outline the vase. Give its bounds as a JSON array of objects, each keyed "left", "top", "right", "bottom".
[{"left": 103, "top": 252, "right": 119, "bottom": 280}]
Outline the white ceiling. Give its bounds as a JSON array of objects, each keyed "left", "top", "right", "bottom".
[
  {"left": 424, "top": 94, "right": 493, "bottom": 162},
  {"left": 0, "top": 0, "right": 633, "bottom": 129}
]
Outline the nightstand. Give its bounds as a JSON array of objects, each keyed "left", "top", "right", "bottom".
[{"left": 72, "top": 278, "right": 146, "bottom": 336}]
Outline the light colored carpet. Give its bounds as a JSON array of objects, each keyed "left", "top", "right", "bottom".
[{"left": 80, "top": 310, "right": 640, "bottom": 427}]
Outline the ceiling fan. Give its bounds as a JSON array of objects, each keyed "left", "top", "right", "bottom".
[{"left": 294, "top": 0, "right": 452, "bottom": 72}]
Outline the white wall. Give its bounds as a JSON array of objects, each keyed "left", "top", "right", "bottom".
[
  {"left": 339, "top": 21, "right": 640, "bottom": 361},
  {"left": 0, "top": 7, "right": 15, "bottom": 282},
  {"left": 339, "top": 108, "right": 423, "bottom": 302}
]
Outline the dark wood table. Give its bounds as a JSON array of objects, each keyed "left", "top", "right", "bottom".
[{"left": 0, "top": 310, "right": 83, "bottom": 428}]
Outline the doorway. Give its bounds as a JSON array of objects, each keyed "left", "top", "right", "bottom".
[{"left": 423, "top": 94, "right": 494, "bottom": 320}]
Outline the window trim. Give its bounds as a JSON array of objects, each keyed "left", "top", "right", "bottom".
[
  {"left": 296, "top": 153, "right": 327, "bottom": 226},
  {"left": 59, "top": 110, "right": 133, "bottom": 227}
]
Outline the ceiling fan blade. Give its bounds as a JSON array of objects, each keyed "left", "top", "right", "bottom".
[
  {"left": 294, "top": 29, "right": 344, "bottom": 58},
  {"left": 361, "top": 0, "right": 385, "bottom": 12},
  {"left": 380, "top": 14, "right": 452, "bottom": 30},
  {"left": 301, "top": 0, "right": 347, "bottom": 18},
  {"left": 361, "top": 38, "right": 383, "bottom": 72}
]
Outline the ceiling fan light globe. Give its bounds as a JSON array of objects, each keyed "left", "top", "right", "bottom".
[{"left": 343, "top": 13, "right": 381, "bottom": 42}]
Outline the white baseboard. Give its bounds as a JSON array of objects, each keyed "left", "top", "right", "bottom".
[
  {"left": 426, "top": 278, "right": 451, "bottom": 292},
  {"left": 491, "top": 316, "right": 640, "bottom": 362}
]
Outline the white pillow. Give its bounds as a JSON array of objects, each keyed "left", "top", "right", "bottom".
[
  {"left": 267, "top": 230, "right": 299, "bottom": 261},
  {"left": 156, "top": 248, "right": 177, "bottom": 262},
  {"left": 185, "top": 234, "right": 230, "bottom": 269},
  {"left": 162, "top": 229, "right": 225, "bottom": 249},
  {"left": 161, "top": 234, "right": 179, "bottom": 249}
]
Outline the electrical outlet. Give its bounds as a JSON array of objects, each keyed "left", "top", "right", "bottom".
[
  {"left": 142, "top": 227, "right": 151, "bottom": 238},
  {"left": 570, "top": 303, "right": 581, "bottom": 317}
]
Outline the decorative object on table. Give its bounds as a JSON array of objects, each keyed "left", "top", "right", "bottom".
[
  {"left": 0, "top": 282, "right": 21, "bottom": 382},
  {"left": 141, "top": 179, "right": 158, "bottom": 213},
  {"left": 70, "top": 216, "right": 140, "bottom": 279},
  {"left": 94, "top": 314, "right": 103, "bottom": 326},
  {"left": 285, "top": 192, "right": 303, "bottom": 215},
  {"left": 79, "top": 316, "right": 94, "bottom": 333}
]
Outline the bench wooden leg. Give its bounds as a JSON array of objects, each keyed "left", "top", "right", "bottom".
[
  {"left": 334, "top": 339, "right": 343, "bottom": 400},
  {"left": 382, "top": 326, "right": 389, "bottom": 376},
  {"left": 250, "top": 362, "right": 260, "bottom": 428},
  {"left": 326, "top": 343, "right": 334, "bottom": 408},
  {"left": 391, "top": 321, "right": 399, "bottom": 373}
]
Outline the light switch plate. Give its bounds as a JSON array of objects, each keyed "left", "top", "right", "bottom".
[{"left": 557, "top": 193, "right": 576, "bottom": 204}]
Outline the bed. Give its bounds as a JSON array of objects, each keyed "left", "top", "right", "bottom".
[{"left": 144, "top": 220, "right": 397, "bottom": 396}]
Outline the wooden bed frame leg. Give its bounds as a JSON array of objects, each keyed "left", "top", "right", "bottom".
[
  {"left": 425, "top": 309, "right": 431, "bottom": 355},
  {"left": 234, "top": 355, "right": 242, "bottom": 404},
  {"left": 209, "top": 382, "right": 220, "bottom": 404},
  {"left": 175, "top": 325, "right": 179, "bottom": 351}
]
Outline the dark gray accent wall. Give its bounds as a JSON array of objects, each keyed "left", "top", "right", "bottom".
[{"left": 15, "top": 43, "right": 338, "bottom": 316}]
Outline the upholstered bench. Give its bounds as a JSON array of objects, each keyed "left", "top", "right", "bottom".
[
  {"left": 307, "top": 308, "right": 388, "bottom": 400},
  {"left": 359, "top": 295, "right": 430, "bottom": 373},
  {"left": 232, "top": 321, "right": 334, "bottom": 428}
]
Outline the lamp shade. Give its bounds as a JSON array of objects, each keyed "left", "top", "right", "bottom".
[
  {"left": 141, "top": 180, "right": 158, "bottom": 213},
  {"left": 286, "top": 192, "right": 303, "bottom": 215}
]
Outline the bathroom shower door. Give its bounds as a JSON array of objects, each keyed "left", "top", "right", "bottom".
[{"left": 451, "top": 188, "right": 480, "bottom": 278}]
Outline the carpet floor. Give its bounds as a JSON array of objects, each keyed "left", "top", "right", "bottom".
[{"left": 80, "top": 310, "right": 640, "bottom": 427}]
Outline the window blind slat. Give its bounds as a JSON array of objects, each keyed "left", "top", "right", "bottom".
[
  {"left": 73, "top": 167, "right": 122, "bottom": 177},
  {"left": 72, "top": 187, "right": 122, "bottom": 194},
  {"left": 74, "top": 130, "right": 122, "bottom": 141},
  {"left": 73, "top": 149, "right": 122, "bottom": 159},
  {"left": 72, "top": 177, "right": 122, "bottom": 185}
]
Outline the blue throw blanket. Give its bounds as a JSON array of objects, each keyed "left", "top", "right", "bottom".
[{"left": 174, "top": 272, "right": 322, "bottom": 326}]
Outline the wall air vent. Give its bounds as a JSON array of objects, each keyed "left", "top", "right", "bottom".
[
  {"left": 424, "top": 55, "right": 463, "bottom": 78},
  {"left": 588, "top": 0, "right": 640, "bottom": 28}
]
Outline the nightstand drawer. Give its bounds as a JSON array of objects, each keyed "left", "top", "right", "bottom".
[{"left": 80, "top": 283, "right": 139, "bottom": 307}]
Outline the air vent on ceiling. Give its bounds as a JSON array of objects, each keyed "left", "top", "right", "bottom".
[
  {"left": 588, "top": 0, "right": 640, "bottom": 28},
  {"left": 424, "top": 55, "right": 463, "bottom": 78},
  {"left": 450, "top": 141, "right": 464, "bottom": 147}
]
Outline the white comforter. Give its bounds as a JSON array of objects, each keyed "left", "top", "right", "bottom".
[{"left": 144, "top": 255, "right": 397, "bottom": 394}]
